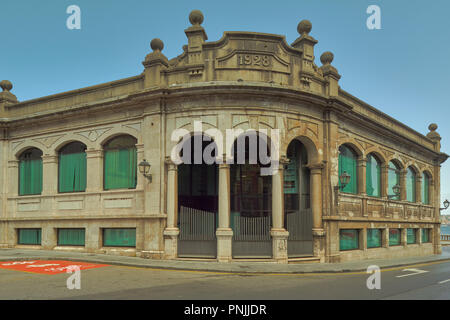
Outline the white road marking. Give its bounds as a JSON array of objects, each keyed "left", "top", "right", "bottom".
[
  {"left": 438, "top": 279, "right": 450, "bottom": 284},
  {"left": 396, "top": 268, "right": 429, "bottom": 278}
]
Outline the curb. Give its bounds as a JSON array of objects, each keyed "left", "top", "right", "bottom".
[{"left": 1, "top": 255, "right": 450, "bottom": 274}]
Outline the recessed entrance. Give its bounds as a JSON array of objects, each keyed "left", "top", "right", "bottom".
[
  {"left": 177, "top": 135, "right": 218, "bottom": 258},
  {"left": 285, "top": 139, "right": 313, "bottom": 257},
  {"left": 231, "top": 132, "right": 272, "bottom": 258}
]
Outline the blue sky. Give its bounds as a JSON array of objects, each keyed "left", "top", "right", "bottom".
[{"left": 1, "top": 0, "right": 449, "bottom": 211}]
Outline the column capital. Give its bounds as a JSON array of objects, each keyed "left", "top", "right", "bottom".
[
  {"left": 165, "top": 156, "right": 178, "bottom": 171},
  {"left": 42, "top": 154, "right": 58, "bottom": 163},
  {"left": 308, "top": 162, "right": 324, "bottom": 174}
]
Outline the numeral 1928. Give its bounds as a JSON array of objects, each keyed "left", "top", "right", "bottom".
[{"left": 238, "top": 54, "right": 270, "bottom": 67}]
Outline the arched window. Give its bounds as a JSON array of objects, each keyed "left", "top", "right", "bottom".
[
  {"left": 388, "top": 161, "right": 400, "bottom": 200},
  {"left": 406, "top": 167, "right": 416, "bottom": 202},
  {"left": 338, "top": 145, "right": 358, "bottom": 194},
  {"left": 422, "top": 172, "right": 430, "bottom": 205},
  {"left": 19, "top": 148, "right": 43, "bottom": 196},
  {"left": 366, "top": 154, "right": 381, "bottom": 197},
  {"left": 103, "top": 135, "right": 137, "bottom": 190},
  {"left": 58, "top": 142, "right": 87, "bottom": 193}
]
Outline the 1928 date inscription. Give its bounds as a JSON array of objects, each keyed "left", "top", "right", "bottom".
[{"left": 237, "top": 54, "right": 271, "bottom": 67}]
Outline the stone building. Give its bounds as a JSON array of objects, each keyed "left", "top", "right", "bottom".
[{"left": 0, "top": 10, "right": 447, "bottom": 263}]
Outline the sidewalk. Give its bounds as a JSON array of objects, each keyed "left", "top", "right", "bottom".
[{"left": 0, "top": 247, "right": 449, "bottom": 274}]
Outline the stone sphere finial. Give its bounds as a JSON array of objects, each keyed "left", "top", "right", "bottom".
[
  {"left": 297, "top": 20, "right": 312, "bottom": 35},
  {"left": 150, "top": 38, "right": 164, "bottom": 52},
  {"left": 428, "top": 123, "right": 438, "bottom": 131},
  {"left": 320, "top": 51, "right": 334, "bottom": 65},
  {"left": 189, "top": 10, "right": 204, "bottom": 26},
  {"left": 0, "top": 80, "right": 12, "bottom": 92}
]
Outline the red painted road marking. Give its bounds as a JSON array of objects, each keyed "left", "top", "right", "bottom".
[{"left": 0, "top": 260, "right": 109, "bottom": 274}]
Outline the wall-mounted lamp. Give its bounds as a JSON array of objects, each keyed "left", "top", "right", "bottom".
[
  {"left": 138, "top": 159, "right": 152, "bottom": 183},
  {"left": 440, "top": 199, "right": 449, "bottom": 211},
  {"left": 337, "top": 171, "right": 351, "bottom": 191},
  {"left": 387, "top": 184, "right": 401, "bottom": 200}
]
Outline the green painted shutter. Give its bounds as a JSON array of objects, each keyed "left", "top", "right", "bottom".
[
  {"left": 339, "top": 146, "right": 357, "bottom": 194},
  {"left": 367, "top": 229, "right": 382, "bottom": 248},
  {"left": 18, "top": 229, "right": 41, "bottom": 245},
  {"left": 58, "top": 229, "right": 85, "bottom": 246},
  {"left": 422, "top": 173, "right": 429, "bottom": 205},
  {"left": 19, "top": 159, "right": 43, "bottom": 196},
  {"left": 103, "top": 228, "right": 136, "bottom": 247},
  {"left": 340, "top": 229, "right": 359, "bottom": 250},
  {"left": 104, "top": 148, "right": 137, "bottom": 190},
  {"left": 421, "top": 229, "right": 430, "bottom": 243},
  {"left": 59, "top": 152, "right": 87, "bottom": 193},
  {"left": 388, "top": 163, "right": 400, "bottom": 200},
  {"left": 407, "top": 228, "right": 416, "bottom": 244},
  {"left": 406, "top": 169, "right": 415, "bottom": 202},
  {"left": 389, "top": 229, "right": 401, "bottom": 246},
  {"left": 366, "top": 155, "right": 381, "bottom": 197}
]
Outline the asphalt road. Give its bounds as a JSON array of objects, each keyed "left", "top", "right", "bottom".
[{"left": 0, "top": 260, "right": 449, "bottom": 300}]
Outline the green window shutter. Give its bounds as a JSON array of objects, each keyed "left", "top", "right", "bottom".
[
  {"left": 339, "top": 146, "right": 357, "bottom": 194},
  {"left": 406, "top": 168, "right": 416, "bottom": 202},
  {"left": 421, "top": 229, "right": 430, "bottom": 243},
  {"left": 389, "top": 228, "right": 401, "bottom": 246},
  {"left": 367, "top": 229, "right": 382, "bottom": 248},
  {"left": 19, "top": 159, "right": 43, "bottom": 196},
  {"left": 407, "top": 228, "right": 416, "bottom": 244},
  {"left": 104, "top": 148, "right": 137, "bottom": 190},
  {"left": 58, "top": 229, "right": 85, "bottom": 246},
  {"left": 422, "top": 173, "right": 429, "bottom": 205},
  {"left": 103, "top": 228, "right": 136, "bottom": 247},
  {"left": 59, "top": 152, "right": 87, "bottom": 193},
  {"left": 387, "top": 162, "right": 400, "bottom": 200},
  {"left": 18, "top": 229, "right": 41, "bottom": 245},
  {"left": 340, "top": 229, "right": 359, "bottom": 250},
  {"left": 366, "top": 155, "right": 381, "bottom": 197}
]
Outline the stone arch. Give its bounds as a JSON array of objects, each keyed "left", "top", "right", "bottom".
[
  {"left": 364, "top": 147, "right": 387, "bottom": 164},
  {"left": 284, "top": 126, "right": 320, "bottom": 160},
  {"left": 421, "top": 168, "right": 434, "bottom": 181},
  {"left": 53, "top": 136, "right": 92, "bottom": 155},
  {"left": 404, "top": 162, "right": 420, "bottom": 175},
  {"left": 169, "top": 129, "right": 221, "bottom": 164},
  {"left": 337, "top": 140, "right": 363, "bottom": 158},
  {"left": 284, "top": 135, "right": 319, "bottom": 167},
  {"left": 386, "top": 157, "right": 404, "bottom": 170},
  {"left": 227, "top": 129, "right": 274, "bottom": 164},
  {"left": 97, "top": 128, "right": 141, "bottom": 149},
  {"left": 14, "top": 143, "right": 46, "bottom": 159}
]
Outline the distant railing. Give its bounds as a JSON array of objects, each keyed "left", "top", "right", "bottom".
[{"left": 441, "top": 234, "right": 450, "bottom": 241}]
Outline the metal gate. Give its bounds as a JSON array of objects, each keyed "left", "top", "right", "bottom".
[
  {"left": 178, "top": 206, "right": 217, "bottom": 258},
  {"left": 232, "top": 214, "right": 272, "bottom": 258},
  {"left": 286, "top": 208, "right": 313, "bottom": 257}
]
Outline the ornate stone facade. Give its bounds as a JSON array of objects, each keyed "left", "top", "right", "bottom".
[{"left": 0, "top": 11, "right": 447, "bottom": 263}]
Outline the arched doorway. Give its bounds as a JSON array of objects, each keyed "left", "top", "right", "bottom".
[
  {"left": 177, "top": 134, "right": 218, "bottom": 258},
  {"left": 285, "top": 139, "right": 313, "bottom": 257},
  {"left": 230, "top": 132, "right": 272, "bottom": 258}
]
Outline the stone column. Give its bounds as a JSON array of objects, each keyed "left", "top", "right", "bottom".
[
  {"left": 135, "top": 144, "right": 145, "bottom": 190},
  {"left": 7, "top": 160, "right": 19, "bottom": 197},
  {"left": 380, "top": 164, "right": 389, "bottom": 199},
  {"left": 271, "top": 158, "right": 289, "bottom": 263},
  {"left": 42, "top": 155, "right": 58, "bottom": 195},
  {"left": 309, "top": 163, "right": 326, "bottom": 259},
  {"left": 357, "top": 157, "right": 366, "bottom": 195},
  {"left": 85, "top": 149, "right": 103, "bottom": 192},
  {"left": 41, "top": 224, "right": 56, "bottom": 250},
  {"left": 401, "top": 228, "right": 407, "bottom": 247},
  {"left": 216, "top": 162, "right": 233, "bottom": 262},
  {"left": 400, "top": 169, "right": 407, "bottom": 201},
  {"left": 383, "top": 228, "right": 389, "bottom": 248},
  {"left": 415, "top": 175, "right": 422, "bottom": 204},
  {"left": 163, "top": 158, "right": 179, "bottom": 259}
]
